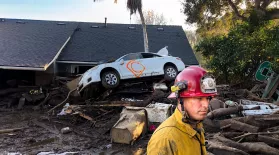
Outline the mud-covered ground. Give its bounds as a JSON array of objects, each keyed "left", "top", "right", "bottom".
[{"left": 0, "top": 106, "right": 150, "bottom": 155}]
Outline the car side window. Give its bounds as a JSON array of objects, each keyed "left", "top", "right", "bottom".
[
  {"left": 122, "top": 53, "right": 142, "bottom": 61},
  {"left": 141, "top": 53, "right": 162, "bottom": 59}
]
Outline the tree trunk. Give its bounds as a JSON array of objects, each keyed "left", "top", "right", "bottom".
[{"left": 139, "top": 8, "right": 149, "bottom": 53}]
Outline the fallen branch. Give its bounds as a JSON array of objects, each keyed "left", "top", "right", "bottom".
[
  {"left": 0, "top": 128, "right": 25, "bottom": 134},
  {"left": 47, "top": 88, "right": 76, "bottom": 114},
  {"left": 230, "top": 119, "right": 259, "bottom": 133},
  {"left": 220, "top": 119, "right": 259, "bottom": 133},
  {"left": 207, "top": 140, "right": 249, "bottom": 155},
  {"left": 258, "top": 135, "right": 279, "bottom": 147},
  {"left": 216, "top": 135, "right": 279, "bottom": 155},
  {"left": 207, "top": 107, "right": 242, "bottom": 119},
  {"left": 221, "top": 132, "right": 245, "bottom": 139},
  {"left": 233, "top": 131, "right": 279, "bottom": 140}
]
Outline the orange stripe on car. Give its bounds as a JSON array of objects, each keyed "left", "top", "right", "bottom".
[{"left": 126, "top": 60, "right": 146, "bottom": 78}]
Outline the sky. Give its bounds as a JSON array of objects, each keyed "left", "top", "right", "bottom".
[{"left": 0, "top": 0, "right": 195, "bottom": 30}]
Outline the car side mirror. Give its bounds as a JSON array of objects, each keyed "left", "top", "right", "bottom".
[{"left": 119, "top": 59, "right": 124, "bottom": 65}]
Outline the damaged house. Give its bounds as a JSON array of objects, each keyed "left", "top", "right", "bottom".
[{"left": 0, "top": 18, "right": 198, "bottom": 88}]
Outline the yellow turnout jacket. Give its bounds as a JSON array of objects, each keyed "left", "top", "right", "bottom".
[{"left": 147, "top": 108, "right": 206, "bottom": 155}]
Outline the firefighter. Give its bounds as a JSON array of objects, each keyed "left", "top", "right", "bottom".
[{"left": 147, "top": 66, "right": 217, "bottom": 155}]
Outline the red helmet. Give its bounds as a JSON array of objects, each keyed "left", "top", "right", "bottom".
[{"left": 168, "top": 66, "right": 217, "bottom": 98}]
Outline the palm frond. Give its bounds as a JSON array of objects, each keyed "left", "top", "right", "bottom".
[{"left": 127, "top": 0, "right": 142, "bottom": 15}]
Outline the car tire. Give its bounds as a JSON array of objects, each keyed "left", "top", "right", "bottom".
[
  {"left": 164, "top": 65, "right": 178, "bottom": 81},
  {"left": 101, "top": 70, "right": 120, "bottom": 89}
]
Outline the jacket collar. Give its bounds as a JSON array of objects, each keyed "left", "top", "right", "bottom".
[{"left": 173, "top": 108, "right": 203, "bottom": 137}]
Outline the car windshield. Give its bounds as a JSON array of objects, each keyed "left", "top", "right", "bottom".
[{"left": 116, "top": 53, "right": 142, "bottom": 61}]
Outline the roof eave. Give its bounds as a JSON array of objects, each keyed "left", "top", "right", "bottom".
[{"left": 0, "top": 66, "right": 45, "bottom": 71}]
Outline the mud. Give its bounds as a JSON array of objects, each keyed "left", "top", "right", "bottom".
[{"left": 0, "top": 106, "right": 149, "bottom": 155}]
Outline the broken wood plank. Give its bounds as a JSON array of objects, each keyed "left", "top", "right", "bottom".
[
  {"left": 0, "top": 128, "right": 25, "bottom": 134},
  {"left": 78, "top": 112, "right": 93, "bottom": 121}
]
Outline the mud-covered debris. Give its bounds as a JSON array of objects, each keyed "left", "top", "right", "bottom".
[
  {"left": 0, "top": 127, "right": 25, "bottom": 134},
  {"left": 17, "top": 97, "right": 25, "bottom": 110},
  {"left": 61, "top": 127, "right": 72, "bottom": 134},
  {"left": 111, "top": 107, "right": 147, "bottom": 145},
  {"left": 153, "top": 83, "right": 168, "bottom": 91}
]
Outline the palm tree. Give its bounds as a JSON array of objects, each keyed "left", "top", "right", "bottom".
[{"left": 113, "top": 0, "right": 149, "bottom": 53}]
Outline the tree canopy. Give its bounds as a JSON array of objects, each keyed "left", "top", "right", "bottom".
[
  {"left": 183, "top": 0, "right": 279, "bottom": 27},
  {"left": 195, "top": 21, "right": 279, "bottom": 84}
]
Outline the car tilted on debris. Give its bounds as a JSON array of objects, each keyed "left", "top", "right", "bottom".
[{"left": 77, "top": 49, "right": 185, "bottom": 94}]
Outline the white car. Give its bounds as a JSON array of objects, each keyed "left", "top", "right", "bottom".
[{"left": 77, "top": 51, "right": 185, "bottom": 93}]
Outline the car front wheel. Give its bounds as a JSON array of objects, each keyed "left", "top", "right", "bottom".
[
  {"left": 101, "top": 71, "right": 120, "bottom": 89},
  {"left": 164, "top": 65, "right": 178, "bottom": 81}
]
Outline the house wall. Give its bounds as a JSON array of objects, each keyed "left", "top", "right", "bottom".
[{"left": 35, "top": 64, "right": 54, "bottom": 86}]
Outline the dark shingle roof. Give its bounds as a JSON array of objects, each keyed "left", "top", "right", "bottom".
[
  {"left": 0, "top": 19, "right": 78, "bottom": 68},
  {"left": 58, "top": 23, "right": 198, "bottom": 65}
]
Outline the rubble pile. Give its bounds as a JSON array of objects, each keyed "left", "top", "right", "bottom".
[
  {"left": 0, "top": 85, "right": 69, "bottom": 111},
  {"left": 0, "top": 70, "right": 278, "bottom": 154},
  {"left": 204, "top": 96, "right": 279, "bottom": 154}
]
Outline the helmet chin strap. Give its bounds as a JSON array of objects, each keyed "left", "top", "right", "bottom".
[{"left": 179, "top": 98, "right": 201, "bottom": 126}]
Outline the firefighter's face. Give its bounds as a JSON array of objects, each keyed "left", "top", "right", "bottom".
[{"left": 183, "top": 97, "right": 210, "bottom": 120}]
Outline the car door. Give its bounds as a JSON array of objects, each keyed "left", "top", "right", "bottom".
[
  {"left": 117, "top": 53, "right": 145, "bottom": 79},
  {"left": 140, "top": 53, "right": 165, "bottom": 77}
]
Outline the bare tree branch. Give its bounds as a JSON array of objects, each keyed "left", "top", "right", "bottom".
[
  {"left": 227, "top": 0, "right": 247, "bottom": 21},
  {"left": 255, "top": 0, "right": 262, "bottom": 9}
]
